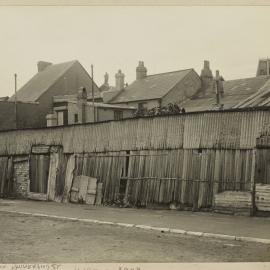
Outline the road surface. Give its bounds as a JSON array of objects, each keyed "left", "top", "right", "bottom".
[{"left": 0, "top": 212, "right": 269, "bottom": 263}]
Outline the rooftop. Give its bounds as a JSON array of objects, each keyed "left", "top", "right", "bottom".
[
  {"left": 9, "top": 60, "right": 101, "bottom": 102},
  {"left": 181, "top": 75, "right": 270, "bottom": 111},
  {"left": 106, "top": 69, "right": 195, "bottom": 103}
]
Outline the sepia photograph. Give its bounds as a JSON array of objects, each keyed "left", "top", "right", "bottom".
[{"left": 0, "top": 1, "right": 270, "bottom": 267}]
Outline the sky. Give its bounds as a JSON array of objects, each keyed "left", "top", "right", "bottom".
[{"left": 0, "top": 6, "right": 270, "bottom": 97}]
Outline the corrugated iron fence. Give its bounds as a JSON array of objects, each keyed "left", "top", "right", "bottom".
[
  {"left": 0, "top": 109, "right": 268, "bottom": 208},
  {"left": 0, "top": 110, "right": 270, "bottom": 156}
]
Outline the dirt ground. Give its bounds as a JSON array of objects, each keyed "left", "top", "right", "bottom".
[{"left": 0, "top": 212, "right": 270, "bottom": 263}]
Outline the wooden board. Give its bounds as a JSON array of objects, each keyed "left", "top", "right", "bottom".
[
  {"left": 214, "top": 191, "right": 252, "bottom": 215},
  {"left": 255, "top": 184, "right": 270, "bottom": 211},
  {"left": 86, "top": 177, "right": 97, "bottom": 205}
]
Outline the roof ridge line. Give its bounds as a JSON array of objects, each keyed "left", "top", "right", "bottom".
[
  {"left": 145, "top": 68, "right": 193, "bottom": 78},
  {"left": 161, "top": 69, "right": 196, "bottom": 100},
  {"left": 225, "top": 75, "right": 270, "bottom": 82}
]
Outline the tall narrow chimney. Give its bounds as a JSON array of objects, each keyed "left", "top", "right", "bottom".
[
  {"left": 37, "top": 61, "right": 52, "bottom": 72},
  {"left": 256, "top": 58, "right": 270, "bottom": 76},
  {"left": 115, "top": 70, "right": 125, "bottom": 91},
  {"left": 200, "top": 60, "right": 213, "bottom": 95},
  {"left": 136, "top": 61, "right": 147, "bottom": 80},
  {"left": 104, "top": 72, "right": 109, "bottom": 86}
]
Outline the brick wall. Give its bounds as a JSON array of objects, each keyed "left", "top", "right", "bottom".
[
  {"left": 13, "top": 157, "right": 30, "bottom": 198},
  {"left": 0, "top": 101, "right": 42, "bottom": 131}
]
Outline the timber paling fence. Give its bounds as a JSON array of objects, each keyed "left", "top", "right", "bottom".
[{"left": 0, "top": 109, "right": 269, "bottom": 208}]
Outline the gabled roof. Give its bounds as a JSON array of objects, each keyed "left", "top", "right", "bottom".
[
  {"left": 9, "top": 60, "right": 101, "bottom": 102},
  {"left": 102, "top": 87, "right": 122, "bottom": 103},
  {"left": 108, "top": 69, "right": 194, "bottom": 103},
  {"left": 10, "top": 60, "right": 77, "bottom": 102},
  {"left": 181, "top": 75, "right": 270, "bottom": 112},
  {"left": 233, "top": 76, "right": 270, "bottom": 108}
]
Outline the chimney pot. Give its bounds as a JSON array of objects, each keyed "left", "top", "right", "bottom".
[
  {"left": 115, "top": 70, "right": 125, "bottom": 91},
  {"left": 104, "top": 72, "right": 109, "bottom": 85},
  {"left": 136, "top": 61, "right": 147, "bottom": 80},
  {"left": 37, "top": 61, "right": 52, "bottom": 72},
  {"left": 200, "top": 60, "right": 213, "bottom": 95}
]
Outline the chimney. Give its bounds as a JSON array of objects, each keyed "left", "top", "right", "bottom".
[
  {"left": 256, "top": 58, "right": 270, "bottom": 77},
  {"left": 37, "top": 61, "right": 52, "bottom": 72},
  {"left": 77, "top": 87, "right": 87, "bottom": 123},
  {"left": 200, "top": 60, "right": 213, "bottom": 95},
  {"left": 136, "top": 61, "right": 147, "bottom": 80},
  {"left": 100, "top": 72, "right": 110, "bottom": 92},
  {"left": 115, "top": 70, "right": 125, "bottom": 91},
  {"left": 214, "top": 70, "right": 225, "bottom": 108},
  {"left": 104, "top": 72, "right": 109, "bottom": 86}
]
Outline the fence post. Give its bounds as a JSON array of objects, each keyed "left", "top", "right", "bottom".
[{"left": 250, "top": 149, "right": 257, "bottom": 216}]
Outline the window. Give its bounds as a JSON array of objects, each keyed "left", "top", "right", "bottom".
[
  {"left": 114, "top": 110, "right": 123, "bottom": 120},
  {"left": 74, "top": 114, "right": 78, "bottom": 123},
  {"left": 57, "top": 110, "right": 68, "bottom": 126}
]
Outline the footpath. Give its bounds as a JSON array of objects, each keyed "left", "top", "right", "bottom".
[{"left": 1, "top": 199, "right": 270, "bottom": 244}]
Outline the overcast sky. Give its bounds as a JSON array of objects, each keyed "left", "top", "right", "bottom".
[{"left": 0, "top": 6, "right": 269, "bottom": 97}]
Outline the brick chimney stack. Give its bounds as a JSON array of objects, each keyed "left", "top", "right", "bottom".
[
  {"left": 37, "top": 61, "right": 52, "bottom": 72},
  {"left": 256, "top": 58, "right": 270, "bottom": 76},
  {"left": 104, "top": 72, "right": 109, "bottom": 86},
  {"left": 136, "top": 61, "right": 147, "bottom": 80},
  {"left": 200, "top": 60, "right": 213, "bottom": 95},
  {"left": 115, "top": 70, "right": 125, "bottom": 91}
]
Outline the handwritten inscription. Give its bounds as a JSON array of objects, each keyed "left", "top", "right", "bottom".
[
  {"left": 119, "top": 267, "right": 141, "bottom": 270},
  {"left": 10, "top": 264, "right": 61, "bottom": 270}
]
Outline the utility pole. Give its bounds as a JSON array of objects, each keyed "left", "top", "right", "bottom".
[
  {"left": 91, "top": 64, "right": 96, "bottom": 122},
  {"left": 14, "top": 73, "right": 17, "bottom": 129}
]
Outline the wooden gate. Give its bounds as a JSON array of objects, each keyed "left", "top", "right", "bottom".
[
  {"left": 29, "top": 154, "right": 50, "bottom": 194},
  {"left": 0, "top": 157, "right": 13, "bottom": 198}
]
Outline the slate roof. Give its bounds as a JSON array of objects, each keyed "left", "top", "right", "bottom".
[
  {"left": 107, "top": 69, "right": 194, "bottom": 103},
  {"left": 181, "top": 75, "right": 270, "bottom": 112},
  {"left": 10, "top": 60, "right": 101, "bottom": 102},
  {"left": 233, "top": 76, "right": 270, "bottom": 108},
  {"left": 102, "top": 87, "right": 122, "bottom": 103}
]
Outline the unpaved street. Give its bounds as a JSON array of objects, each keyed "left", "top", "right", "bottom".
[{"left": 0, "top": 212, "right": 270, "bottom": 263}]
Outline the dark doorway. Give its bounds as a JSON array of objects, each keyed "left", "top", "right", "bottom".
[{"left": 30, "top": 154, "right": 50, "bottom": 193}]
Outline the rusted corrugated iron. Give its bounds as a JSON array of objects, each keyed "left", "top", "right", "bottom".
[{"left": 1, "top": 110, "right": 270, "bottom": 156}]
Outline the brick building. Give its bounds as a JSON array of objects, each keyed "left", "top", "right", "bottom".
[
  {"left": 47, "top": 87, "right": 135, "bottom": 126},
  {"left": 179, "top": 60, "right": 270, "bottom": 111},
  {"left": 103, "top": 61, "right": 202, "bottom": 110},
  {"left": 9, "top": 60, "right": 101, "bottom": 128},
  {"left": 0, "top": 100, "right": 41, "bottom": 131}
]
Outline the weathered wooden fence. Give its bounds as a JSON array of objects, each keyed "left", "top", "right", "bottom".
[
  {"left": 1, "top": 109, "right": 270, "bottom": 211},
  {"left": 0, "top": 157, "right": 13, "bottom": 197},
  {"left": 73, "top": 148, "right": 253, "bottom": 208}
]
